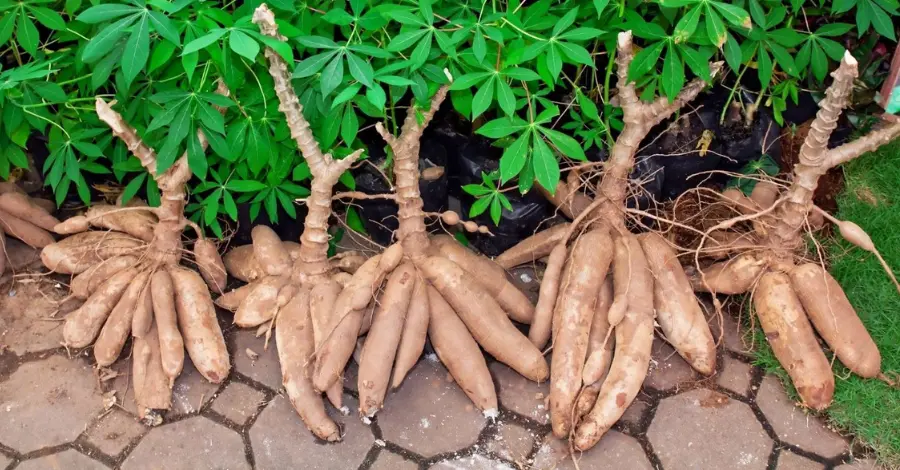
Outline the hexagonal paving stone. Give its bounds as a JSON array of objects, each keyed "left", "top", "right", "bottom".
[
  {"left": 0, "top": 276, "right": 76, "bottom": 355},
  {"left": 0, "top": 355, "right": 103, "bottom": 453},
  {"left": 431, "top": 454, "right": 516, "bottom": 469},
  {"left": 558, "top": 431, "right": 653, "bottom": 470},
  {"left": 121, "top": 416, "right": 249, "bottom": 470},
  {"left": 645, "top": 340, "right": 698, "bottom": 391},
  {"left": 717, "top": 355, "right": 753, "bottom": 396},
  {"left": 85, "top": 409, "right": 147, "bottom": 457},
  {"left": 530, "top": 431, "right": 652, "bottom": 470},
  {"left": 486, "top": 420, "right": 536, "bottom": 463},
  {"left": 250, "top": 395, "right": 373, "bottom": 470},
  {"left": 16, "top": 449, "right": 108, "bottom": 470},
  {"left": 369, "top": 450, "right": 418, "bottom": 470},
  {"left": 648, "top": 388, "right": 773, "bottom": 469},
  {"left": 211, "top": 382, "right": 266, "bottom": 425},
  {"left": 836, "top": 458, "right": 880, "bottom": 469},
  {"left": 755, "top": 376, "right": 848, "bottom": 458},
  {"left": 380, "top": 359, "right": 486, "bottom": 457},
  {"left": 0, "top": 452, "right": 11, "bottom": 469},
  {"left": 169, "top": 359, "right": 221, "bottom": 416},
  {"left": 531, "top": 434, "right": 569, "bottom": 470},
  {"left": 777, "top": 451, "right": 823, "bottom": 469},
  {"left": 490, "top": 362, "right": 549, "bottom": 424},
  {"left": 232, "top": 330, "right": 281, "bottom": 390}
]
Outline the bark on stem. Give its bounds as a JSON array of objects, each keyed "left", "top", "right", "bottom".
[
  {"left": 253, "top": 4, "right": 359, "bottom": 284},
  {"left": 375, "top": 85, "right": 450, "bottom": 259},
  {"left": 592, "top": 32, "right": 720, "bottom": 231},
  {"left": 769, "top": 52, "right": 860, "bottom": 250},
  {"left": 95, "top": 94, "right": 223, "bottom": 264}
]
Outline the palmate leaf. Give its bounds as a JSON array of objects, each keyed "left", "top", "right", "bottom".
[{"left": 121, "top": 14, "right": 149, "bottom": 85}]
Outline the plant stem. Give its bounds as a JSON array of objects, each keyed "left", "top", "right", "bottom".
[{"left": 719, "top": 62, "right": 750, "bottom": 124}]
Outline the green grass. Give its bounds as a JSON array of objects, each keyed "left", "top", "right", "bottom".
[{"left": 750, "top": 142, "right": 900, "bottom": 467}]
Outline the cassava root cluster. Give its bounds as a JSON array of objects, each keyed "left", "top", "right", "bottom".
[
  {"left": 41, "top": 90, "right": 231, "bottom": 424},
  {"left": 0, "top": 181, "right": 59, "bottom": 275}
]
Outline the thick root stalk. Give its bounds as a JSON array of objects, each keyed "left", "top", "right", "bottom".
[
  {"left": 234, "top": 275, "right": 290, "bottom": 328},
  {"left": 151, "top": 270, "right": 185, "bottom": 386},
  {"left": 314, "top": 245, "right": 403, "bottom": 392},
  {"left": 582, "top": 277, "right": 615, "bottom": 385},
  {"left": 529, "top": 244, "right": 567, "bottom": 349},
  {"left": 753, "top": 271, "right": 834, "bottom": 410},
  {"left": 426, "top": 286, "right": 498, "bottom": 413},
  {"left": 70, "top": 255, "right": 139, "bottom": 299},
  {"left": 42, "top": 231, "right": 144, "bottom": 274},
  {"left": 574, "top": 234, "right": 654, "bottom": 451},
  {"left": 134, "top": 323, "right": 172, "bottom": 418},
  {"left": 790, "top": 264, "right": 881, "bottom": 378},
  {"left": 550, "top": 228, "right": 613, "bottom": 438},
  {"left": 690, "top": 253, "right": 767, "bottom": 295},
  {"left": 431, "top": 235, "right": 535, "bottom": 323},
  {"left": 418, "top": 256, "right": 549, "bottom": 382},
  {"left": 168, "top": 266, "right": 230, "bottom": 383},
  {"left": 639, "top": 233, "right": 716, "bottom": 375},
  {"left": 0, "top": 192, "right": 60, "bottom": 231},
  {"left": 391, "top": 274, "right": 429, "bottom": 388},
  {"left": 276, "top": 285, "right": 340, "bottom": 441},
  {"left": 496, "top": 223, "right": 571, "bottom": 270},
  {"left": 63, "top": 267, "right": 138, "bottom": 348},
  {"left": 94, "top": 270, "right": 150, "bottom": 366},
  {"left": 358, "top": 262, "right": 416, "bottom": 417},
  {"left": 194, "top": 239, "right": 226, "bottom": 294},
  {"left": 251, "top": 226, "right": 292, "bottom": 277}
]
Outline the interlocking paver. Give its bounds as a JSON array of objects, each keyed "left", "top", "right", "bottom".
[
  {"left": 486, "top": 420, "right": 536, "bottom": 463},
  {"left": 16, "top": 449, "right": 108, "bottom": 470},
  {"left": 645, "top": 340, "right": 697, "bottom": 391},
  {"left": 836, "top": 458, "right": 880, "bottom": 469},
  {"left": 431, "top": 454, "right": 516, "bottom": 469},
  {"left": 558, "top": 431, "right": 653, "bottom": 470},
  {"left": 232, "top": 330, "right": 281, "bottom": 390},
  {"left": 531, "top": 434, "right": 569, "bottom": 470},
  {"left": 121, "top": 416, "right": 249, "bottom": 470},
  {"left": 0, "top": 452, "right": 11, "bottom": 469},
  {"left": 169, "top": 359, "right": 220, "bottom": 415},
  {"left": 648, "top": 388, "right": 773, "bottom": 469},
  {"left": 380, "top": 359, "right": 486, "bottom": 456},
  {"left": 490, "top": 362, "right": 549, "bottom": 424},
  {"left": 718, "top": 355, "right": 753, "bottom": 396},
  {"left": 250, "top": 395, "right": 373, "bottom": 470},
  {"left": 777, "top": 451, "right": 824, "bottom": 469},
  {"left": 0, "top": 355, "right": 103, "bottom": 453},
  {"left": 369, "top": 450, "right": 418, "bottom": 470},
  {"left": 0, "top": 277, "right": 74, "bottom": 355},
  {"left": 756, "top": 376, "right": 848, "bottom": 458},
  {"left": 85, "top": 409, "right": 147, "bottom": 458},
  {"left": 211, "top": 381, "right": 265, "bottom": 425}
]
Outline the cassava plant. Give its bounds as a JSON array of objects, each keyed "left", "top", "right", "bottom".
[
  {"left": 0, "top": 180, "right": 59, "bottom": 274},
  {"left": 688, "top": 51, "right": 900, "bottom": 410},
  {"left": 39, "top": 87, "right": 232, "bottom": 424},
  {"left": 496, "top": 31, "right": 721, "bottom": 451},
  {"left": 215, "top": 4, "right": 366, "bottom": 441}
]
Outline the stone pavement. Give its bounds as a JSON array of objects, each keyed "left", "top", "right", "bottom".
[{"left": 0, "top": 268, "right": 883, "bottom": 469}]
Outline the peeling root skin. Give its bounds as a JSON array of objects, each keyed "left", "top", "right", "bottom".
[
  {"left": 419, "top": 256, "right": 549, "bottom": 382},
  {"left": 426, "top": 286, "right": 498, "bottom": 411},
  {"left": 495, "top": 223, "right": 571, "bottom": 270},
  {"left": 639, "top": 233, "right": 716, "bottom": 375},
  {"left": 549, "top": 228, "right": 613, "bottom": 438},
  {"left": 690, "top": 253, "right": 766, "bottom": 295},
  {"left": 276, "top": 286, "right": 341, "bottom": 442},
  {"left": 790, "top": 264, "right": 881, "bottom": 378},
  {"left": 753, "top": 271, "right": 834, "bottom": 410}
]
